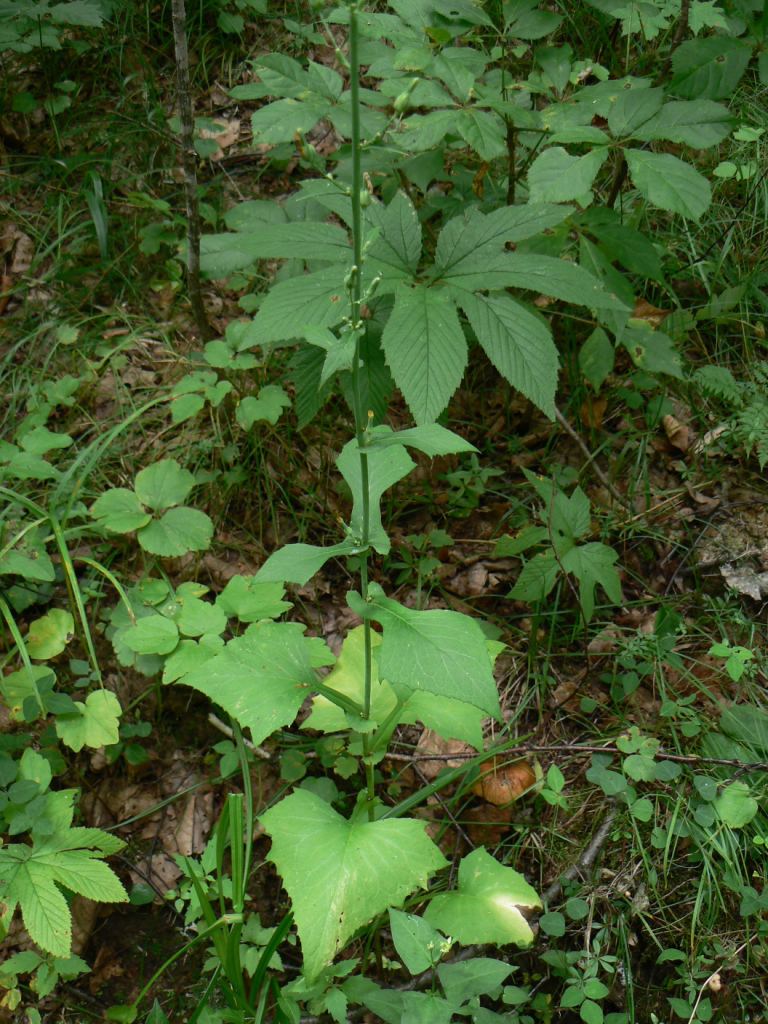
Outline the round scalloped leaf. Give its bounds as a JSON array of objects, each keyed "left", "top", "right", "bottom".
[
  {"left": 26, "top": 609, "right": 75, "bottom": 660},
  {"left": 134, "top": 459, "right": 196, "bottom": 512},
  {"left": 55, "top": 690, "right": 122, "bottom": 752},
  {"left": 91, "top": 488, "right": 152, "bottom": 534},
  {"left": 138, "top": 507, "right": 214, "bottom": 557},
  {"left": 424, "top": 847, "right": 541, "bottom": 947}
]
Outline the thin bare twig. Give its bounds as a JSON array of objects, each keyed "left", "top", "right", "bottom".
[
  {"left": 554, "top": 406, "right": 632, "bottom": 512},
  {"left": 171, "top": 0, "right": 211, "bottom": 340}
]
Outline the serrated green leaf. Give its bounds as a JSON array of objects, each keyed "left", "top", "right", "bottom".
[
  {"left": 200, "top": 222, "right": 350, "bottom": 277},
  {"left": 424, "top": 847, "right": 541, "bottom": 947},
  {"left": 365, "top": 191, "right": 422, "bottom": 288},
  {"left": 528, "top": 146, "right": 609, "bottom": 203},
  {"left": 456, "top": 108, "right": 506, "bottom": 160},
  {"left": 55, "top": 690, "right": 122, "bottom": 752},
  {"left": 357, "top": 582, "right": 500, "bottom": 717},
  {"left": 337, "top": 438, "right": 415, "bottom": 554},
  {"left": 252, "top": 267, "right": 350, "bottom": 344},
  {"left": 138, "top": 507, "right": 214, "bottom": 556},
  {"left": 670, "top": 37, "right": 752, "bottom": 100},
  {"left": 458, "top": 291, "right": 558, "bottom": 418},
  {"left": 260, "top": 789, "right": 446, "bottom": 980},
  {"left": 607, "top": 86, "right": 663, "bottom": 137},
  {"left": 177, "top": 621, "right": 332, "bottom": 745},
  {"left": 434, "top": 204, "right": 572, "bottom": 282},
  {"left": 175, "top": 595, "right": 227, "bottom": 638},
  {"left": 134, "top": 460, "right": 195, "bottom": 511},
  {"left": 365, "top": 424, "right": 477, "bottom": 457},
  {"left": 250, "top": 96, "right": 330, "bottom": 143},
  {"left": 380, "top": 283, "right": 467, "bottom": 425},
  {"left": 447, "top": 253, "right": 628, "bottom": 310},
  {"left": 90, "top": 488, "right": 151, "bottom": 534},
  {"left": 625, "top": 150, "right": 710, "bottom": 220},
  {"left": 162, "top": 635, "right": 224, "bottom": 684},
  {"left": 634, "top": 99, "right": 733, "bottom": 148},
  {"left": 509, "top": 552, "right": 560, "bottom": 603},
  {"left": 27, "top": 609, "right": 74, "bottom": 660}
]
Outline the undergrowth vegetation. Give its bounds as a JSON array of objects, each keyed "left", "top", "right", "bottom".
[{"left": 1, "top": 0, "right": 768, "bottom": 1022}]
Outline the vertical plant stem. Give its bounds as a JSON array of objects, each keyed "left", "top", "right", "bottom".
[
  {"left": 348, "top": 1, "right": 376, "bottom": 819},
  {"left": 171, "top": 0, "right": 211, "bottom": 340}
]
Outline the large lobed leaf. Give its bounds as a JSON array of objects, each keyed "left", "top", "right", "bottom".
[{"left": 261, "top": 789, "right": 447, "bottom": 980}]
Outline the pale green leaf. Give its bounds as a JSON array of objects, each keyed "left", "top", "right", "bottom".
[
  {"left": 625, "top": 150, "right": 711, "bottom": 220},
  {"left": 236, "top": 385, "right": 291, "bottom": 429},
  {"left": 55, "top": 691, "right": 122, "bottom": 752},
  {"left": 607, "top": 86, "right": 664, "bottom": 137},
  {"left": 528, "top": 146, "right": 609, "bottom": 203},
  {"left": 162, "top": 635, "right": 224, "bottom": 684},
  {"left": 715, "top": 781, "right": 758, "bottom": 828},
  {"left": 260, "top": 789, "right": 447, "bottom": 979},
  {"left": 134, "top": 460, "right": 195, "bottom": 511},
  {"left": 18, "top": 426, "right": 73, "bottom": 457},
  {"left": 250, "top": 96, "right": 330, "bottom": 143},
  {"left": 622, "top": 327, "right": 684, "bottom": 378},
  {"left": 138, "top": 507, "right": 214, "bottom": 556},
  {"left": 358, "top": 582, "right": 500, "bottom": 717},
  {"left": 458, "top": 291, "right": 558, "bottom": 418},
  {"left": 215, "top": 576, "right": 292, "bottom": 622},
  {"left": 380, "top": 283, "right": 467, "bottom": 425},
  {"left": 670, "top": 37, "right": 752, "bottom": 100},
  {"left": 365, "top": 191, "right": 422, "bottom": 287},
  {"left": 434, "top": 205, "right": 572, "bottom": 282},
  {"left": 337, "top": 438, "right": 415, "bottom": 554},
  {"left": 27, "top": 609, "right": 74, "bottom": 660},
  {"left": 424, "top": 847, "right": 541, "bottom": 947},
  {"left": 175, "top": 596, "right": 227, "bottom": 638},
  {"left": 90, "top": 489, "right": 151, "bottom": 533},
  {"left": 447, "top": 253, "right": 628, "bottom": 310},
  {"left": 560, "top": 542, "right": 623, "bottom": 622},
  {"left": 256, "top": 539, "right": 357, "bottom": 586},
  {"left": 456, "top": 108, "right": 506, "bottom": 160},
  {"left": 365, "top": 424, "right": 477, "bottom": 457},
  {"left": 122, "top": 614, "right": 179, "bottom": 655},
  {"left": 634, "top": 99, "right": 733, "bottom": 148},
  {"left": 438, "top": 958, "right": 514, "bottom": 1005},
  {"left": 178, "top": 621, "right": 332, "bottom": 746},
  {"left": 389, "top": 909, "right": 447, "bottom": 975},
  {"left": 252, "top": 267, "right": 350, "bottom": 344}
]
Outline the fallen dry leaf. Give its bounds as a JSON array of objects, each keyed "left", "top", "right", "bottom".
[
  {"left": 199, "top": 118, "right": 241, "bottom": 160},
  {"left": 415, "top": 729, "right": 474, "bottom": 781},
  {"left": 581, "top": 395, "right": 607, "bottom": 429},
  {"left": 472, "top": 757, "right": 536, "bottom": 806},
  {"left": 662, "top": 413, "right": 691, "bottom": 452},
  {"left": 632, "top": 297, "right": 670, "bottom": 327}
]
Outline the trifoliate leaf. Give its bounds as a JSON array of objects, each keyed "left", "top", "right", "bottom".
[{"left": 55, "top": 691, "right": 122, "bottom": 752}]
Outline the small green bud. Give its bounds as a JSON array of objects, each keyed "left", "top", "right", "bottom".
[{"left": 359, "top": 189, "right": 372, "bottom": 208}]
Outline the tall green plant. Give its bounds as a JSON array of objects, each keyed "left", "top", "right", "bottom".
[{"left": 165, "top": 0, "right": 546, "bottom": 996}]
